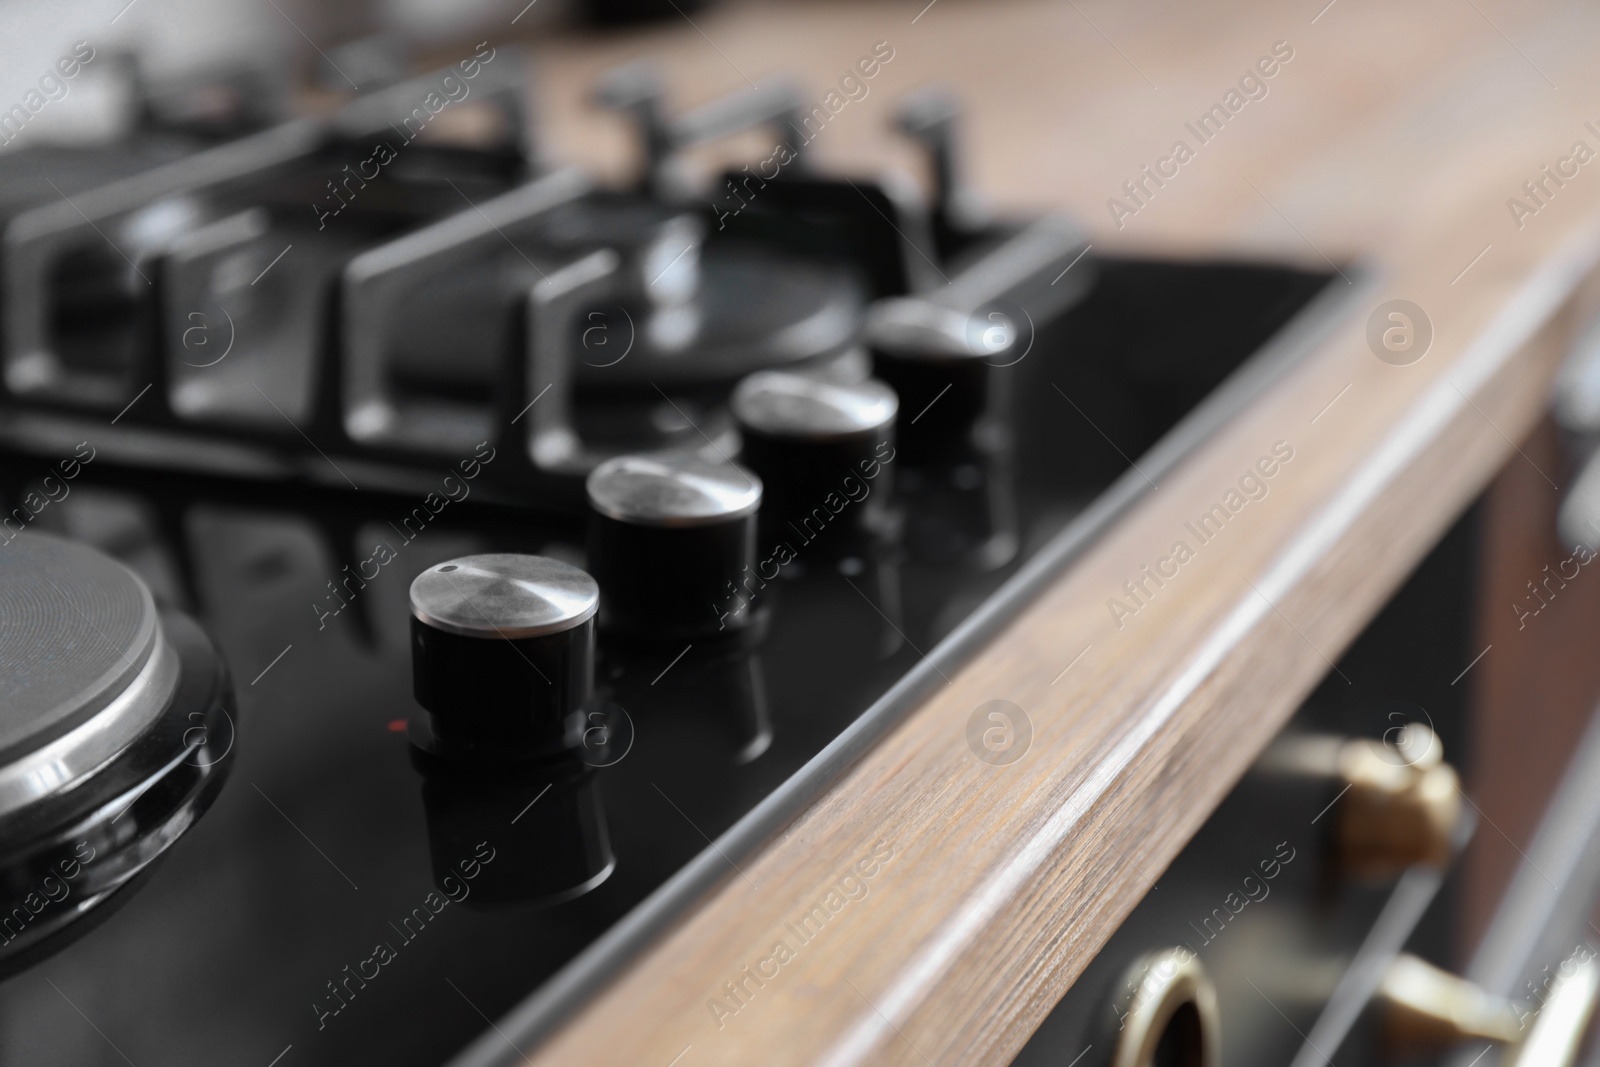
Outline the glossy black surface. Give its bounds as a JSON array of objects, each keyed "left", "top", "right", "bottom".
[
  {"left": 410, "top": 612, "right": 594, "bottom": 762},
  {"left": 0, "top": 258, "right": 1333, "bottom": 1065}
]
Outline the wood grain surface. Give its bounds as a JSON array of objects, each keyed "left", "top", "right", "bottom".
[{"left": 498, "top": 1, "right": 1600, "bottom": 1063}]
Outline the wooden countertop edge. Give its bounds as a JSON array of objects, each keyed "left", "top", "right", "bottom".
[
  {"left": 477, "top": 5, "right": 1600, "bottom": 1064},
  {"left": 510, "top": 214, "right": 1600, "bottom": 1065},
  {"left": 864, "top": 230, "right": 1600, "bottom": 1065}
]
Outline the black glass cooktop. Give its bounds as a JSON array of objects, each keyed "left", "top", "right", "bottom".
[{"left": 0, "top": 256, "right": 1349, "bottom": 1066}]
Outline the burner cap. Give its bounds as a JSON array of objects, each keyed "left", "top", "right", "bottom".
[
  {"left": 585, "top": 454, "right": 761, "bottom": 527},
  {"left": 0, "top": 533, "right": 172, "bottom": 779},
  {"left": 731, "top": 371, "right": 898, "bottom": 441},
  {"left": 409, "top": 554, "right": 599, "bottom": 639},
  {"left": 0, "top": 531, "right": 234, "bottom": 973}
]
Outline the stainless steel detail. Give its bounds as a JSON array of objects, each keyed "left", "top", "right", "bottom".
[
  {"left": 730, "top": 371, "right": 897, "bottom": 440},
  {"left": 0, "top": 636, "right": 179, "bottom": 818},
  {"left": 585, "top": 453, "right": 761, "bottom": 527},
  {"left": 409, "top": 553, "right": 599, "bottom": 639},
  {"left": 341, "top": 168, "right": 592, "bottom": 450},
  {"left": 0, "top": 533, "right": 180, "bottom": 817},
  {"left": 2, "top": 118, "right": 326, "bottom": 402},
  {"left": 864, "top": 213, "right": 1089, "bottom": 360}
]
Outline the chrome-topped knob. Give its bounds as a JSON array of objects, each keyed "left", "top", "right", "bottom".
[
  {"left": 409, "top": 554, "right": 598, "bottom": 761},
  {"left": 585, "top": 453, "right": 762, "bottom": 641},
  {"left": 865, "top": 213, "right": 1088, "bottom": 461},
  {"left": 731, "top": 370, "right": 897, "bottom": 555}
]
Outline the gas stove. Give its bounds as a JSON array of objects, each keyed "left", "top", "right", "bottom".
[{"left": 0, "top": 50, "right": 1350, "bottom": 1066}]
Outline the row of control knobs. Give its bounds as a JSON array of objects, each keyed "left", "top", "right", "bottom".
[
  {"left": 407, "top": 213, "right": 1092, "bottom": 762},
  {"left": 409, "top": 366, "right": 900, "bottom": 762}
]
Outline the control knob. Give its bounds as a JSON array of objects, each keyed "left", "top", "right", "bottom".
[
  {"left": 586, "top": 453, "right": 762, "bottom": 641},
  {"left": 865, "top": 213, "right": 1089, "bottom": 462},
  {"left": 409, "top": 554, "right": 598, "bottom": 761},
  {"left": 731, "top": 370, "right": 897, "bottom": 556}
]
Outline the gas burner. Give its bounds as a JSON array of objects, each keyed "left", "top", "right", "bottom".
[{"left": 0, "top": 531, "right": 233, "bottom": 973}]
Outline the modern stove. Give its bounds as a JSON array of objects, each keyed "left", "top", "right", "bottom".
[{"left": 0, "top": 52, "right": 1352, "bottom": 1066}]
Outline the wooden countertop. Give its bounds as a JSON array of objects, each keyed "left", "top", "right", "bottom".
[{"left": 510, "top": 1, "right": 1600, "bottom": 1062}]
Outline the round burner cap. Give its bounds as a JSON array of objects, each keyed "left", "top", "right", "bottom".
[
  {"left": 731, "top": 371, "right": 898, "bottom": 440},
  {"left": 586, "top": 454, "right": 762, "bottom": 528},
  {"left": 410, "top": 554, "right": 599, "bottom": 639},
  {"left": 0, "top": 532, "right": 163, "bottom": 766}
]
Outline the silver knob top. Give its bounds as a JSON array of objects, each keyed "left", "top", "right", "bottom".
[
  {"left": 409, "top": 554, "right": 599, "bottom": 639},
  {"left": 731, "top": 371, "right": 898, "bottom": 440},
  {"left": 586, "top": 454, "right": 762, "bottom": 527},
  {"left": 864, "top": 213, "right": 1087, "bottom": 360}
]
